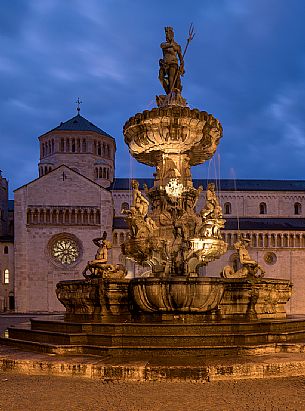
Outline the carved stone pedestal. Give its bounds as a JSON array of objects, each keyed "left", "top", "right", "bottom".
[
  {"left": 219, "top": 278, "right": 293, "bottom": 320},
  {"left": 56, "top": 278, "right": 130, "bottom": 322}
]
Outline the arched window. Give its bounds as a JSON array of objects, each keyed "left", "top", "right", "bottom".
[
  {"left": 66, "top": 138, "right": 70, "bottom": 152},
  {"left": 60, "top": 138, "right": 64, "bottom": 152},
  {"left": 42, "top": 144, "right": 45, "bottom": 157},
  {"left": 72, "top": 138, "right": 76, "bottom": 153},
  {"left": 96, "top": 210, "right": 100, "bottom": 224},
  {"left": 99, "top": 167, "right": 102, "bottom": 178},
  {"left": 121, "top": 202, "right": 129, "bottom": 212},
  {"left": 82, "top": 139, "right": 87, "bottom": 152},
  {"left": 102, "top": 142, "right": 105, "bottom": 156},
  {"left": 103, "top": 168, "right": 106, "bottom": 178},
  {"left": 95, "top": 168, "right": 98, "bottom": 179},
  {"left": 97, "top": 142, "right": 101, "bottom": 156},
  {"left": 77, "top": 139, "right": 81, "bottom": 152},
  {"left": 4, "top": 269, "right": 9, "bottom": 284},
  {"left": 224, "top": 202, "right": 231, "bottom": 215},
  {"left": 259, "top": 202, "right": 267, "bottom": 215},
  {"left": 58, "top": 210, "right": 64, "bottom": 224},
  {"left": 4, "top": 246, "right": 8, "bottom": 254},
  {"left": 294, "top": 202, "right": 302, "bottom": 215},
  {"left": 48, "top": 141, "right": 51, "bottom": 154}
]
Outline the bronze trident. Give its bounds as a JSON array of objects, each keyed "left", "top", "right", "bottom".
[
  {"left": 182, "top": 23, "right": 195, "bottom": 59},
  {"left": 170, "top": 23, "right": 195, "bottom": 93}
]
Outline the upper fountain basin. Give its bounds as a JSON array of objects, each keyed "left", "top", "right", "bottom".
[{"left": 123, "top": 106, "right": 223, "bottom": 167}]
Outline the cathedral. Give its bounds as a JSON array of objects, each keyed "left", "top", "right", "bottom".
[{"left": 1, "top": 110, "right": 305, "bottom": 314}]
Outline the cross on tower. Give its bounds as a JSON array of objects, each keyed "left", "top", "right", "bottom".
[{"left": 76, "top": 97, "right": 82, "bottom": 114}]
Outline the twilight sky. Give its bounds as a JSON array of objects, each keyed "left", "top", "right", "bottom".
[{"left": 1, "top": 0, "right": 305, "bottom": 197}]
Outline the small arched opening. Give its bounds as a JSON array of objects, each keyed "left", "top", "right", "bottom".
[{"left": 259, "top": 202, "right": 267, "bottom": 215}]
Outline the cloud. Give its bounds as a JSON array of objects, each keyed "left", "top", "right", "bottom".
[{"left": 1, "top": 0, "right": 305, "bottom": 196}]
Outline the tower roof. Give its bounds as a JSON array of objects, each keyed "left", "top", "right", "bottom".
[{"left": 43, "top": 114, "right": 114, "bottom": 139}]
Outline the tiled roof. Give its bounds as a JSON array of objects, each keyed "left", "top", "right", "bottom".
[
  {"left": 110, "top": 178, "right": 305, "bottom": 192},
  {"left": 113, "top": 217, "right": 128, "bottom": 229},
  {"left": 225, "top": 218, "right": 305, "bottom": 231},
  {"left": 113, "top": 217, "right": 305, "bottom": 231},
  {"left": 44, "top": 114, "right": 114, "bottom": 139},
  {"left": 110, "top": 178, "right": 154, "bottom": 191}
]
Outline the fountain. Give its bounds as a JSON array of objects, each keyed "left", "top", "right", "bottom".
[{"left": 3, "top": 27, "right": 303, "bottom": 361}]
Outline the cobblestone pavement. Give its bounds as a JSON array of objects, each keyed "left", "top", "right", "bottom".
[{"left": 0, "top": 372, "right": 305, "bottom": 411}]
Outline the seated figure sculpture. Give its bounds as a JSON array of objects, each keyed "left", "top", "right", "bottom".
[
  {"left": 82, "top": 231, "right": 126, "bottom": 279},
  {"left": 221, "top": 237, "right": 265, "bottom": 279}
]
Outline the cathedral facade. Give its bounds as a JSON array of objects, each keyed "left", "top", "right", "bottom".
[{"left": 1, "top": 112, "right": 305, "bottom": 314}]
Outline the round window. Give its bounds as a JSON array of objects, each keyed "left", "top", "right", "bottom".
[
  {"left": 264, "top": 252, "right": 277, "bottom": 265},
  {"left": 48, "top": 234, "right": 82, "bottom": 267}
]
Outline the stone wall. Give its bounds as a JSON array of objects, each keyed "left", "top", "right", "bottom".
[
  {"left": 14, "top": 166, "right": 113, "bottom": 312},
  {"left": 0, "top": 173, "right": 8, "bottom": 236},
  {"left": 0, "top": 241, "right": 14, "bottom": 311}
]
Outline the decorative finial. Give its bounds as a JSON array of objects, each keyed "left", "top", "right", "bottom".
[{"left": 76, "top": 97, "right": 82, "bottom": 115}]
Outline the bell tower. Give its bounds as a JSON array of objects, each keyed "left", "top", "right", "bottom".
[{"left": 38, "top": 104, "right": 115, "bottom": 188}]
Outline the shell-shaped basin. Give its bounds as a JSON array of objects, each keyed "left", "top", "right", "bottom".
[{"left": 130, "top": 277, "right": 225, "bottom": 313}]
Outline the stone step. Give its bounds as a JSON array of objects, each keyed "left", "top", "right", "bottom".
[
  {"left": 2, "top": 336, "right": 305, "bottom": 358},
  {"left": 6, "top": 325, "right": 305, "bottom": 347},
  {"left": 29, "top": 316, "right": 305, "bottom": 336}
]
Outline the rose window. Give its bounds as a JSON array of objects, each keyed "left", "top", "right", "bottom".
[
  {"left": 52, "top": 239, "right": 79, "bottom": 265},
  {"left": 264, "top": 252, "right": 277, "bottom": 265}
]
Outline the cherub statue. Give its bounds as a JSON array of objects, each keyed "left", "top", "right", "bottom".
[{"left": 221, "top": 237, "right": 265, "bottom": 279}]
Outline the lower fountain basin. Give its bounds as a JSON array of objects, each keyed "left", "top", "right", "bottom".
[
  {"left": 130, "top": 277, "right": 293, "bottom": 320},
  {"left": 130, "top": 277, "right": 225, "bottom": 314}
]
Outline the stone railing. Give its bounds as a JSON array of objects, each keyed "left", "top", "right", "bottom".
[
  {"left": 26, "top": 205, "right": 101, "bottom": 226},
  {"left": 223, "top": 231, "right": 305, "bottom": 249}
]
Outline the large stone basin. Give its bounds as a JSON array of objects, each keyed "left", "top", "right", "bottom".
[
  {"left": 123, "top": 106, "right": 222, "bottom": 167},
  {"left": 130, "top": 277, "right": 225, "bottom": 314}
]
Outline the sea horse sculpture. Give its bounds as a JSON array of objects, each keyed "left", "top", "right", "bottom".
[
  {"left": 221, "top": 237, "right": 265, "bottom": 279},
  {"left": 82, "top": 231, "right": 126, "bottom": 279}
]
